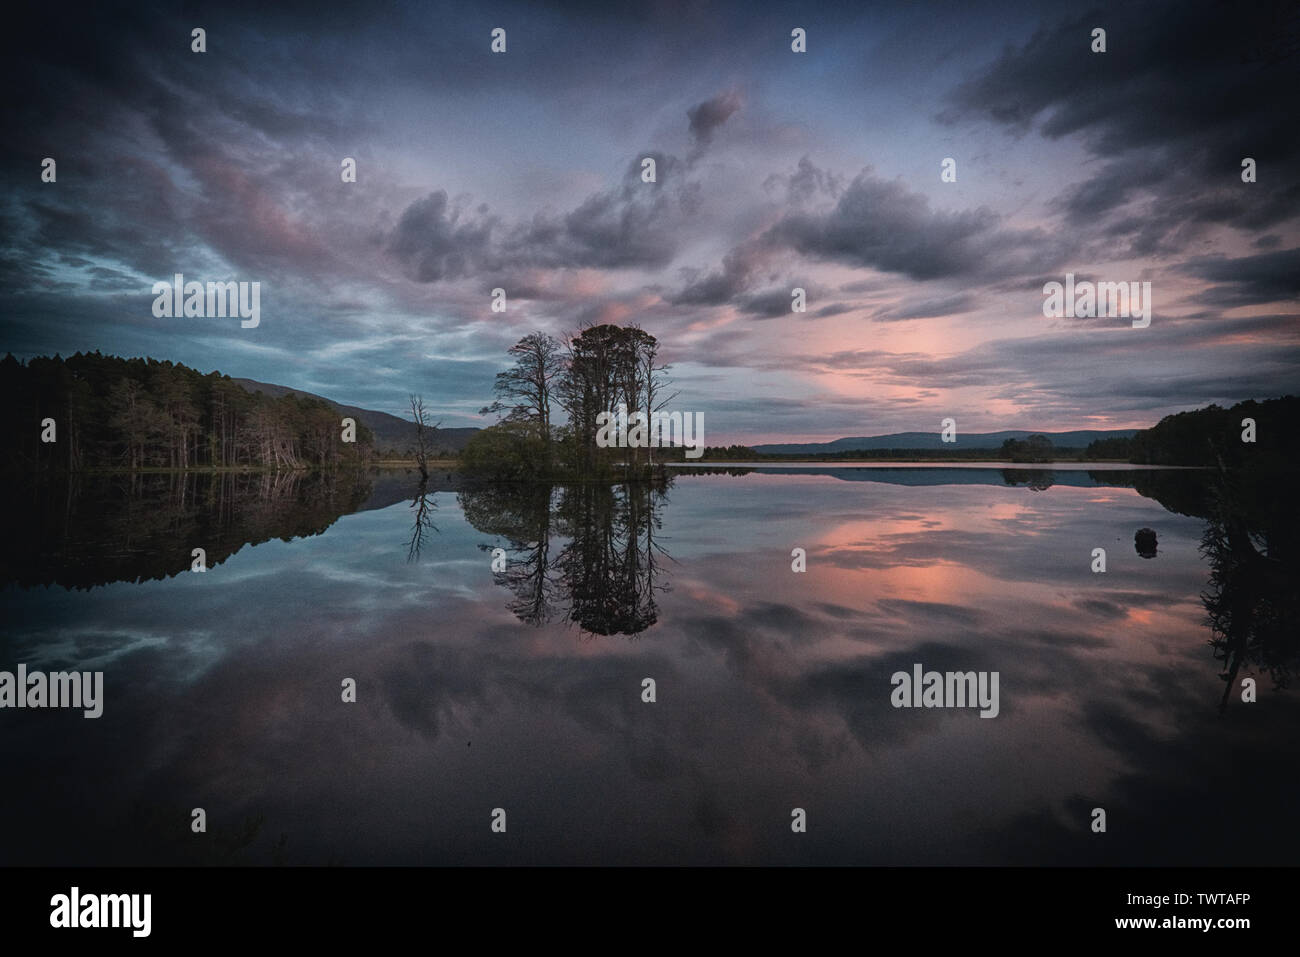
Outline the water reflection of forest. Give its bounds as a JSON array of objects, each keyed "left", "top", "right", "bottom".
[
  {"left": 4, "top": 466, "right": 1293, "bottom": 707},
  {"left": 0, "top": 469, "right": 382, "bottom": 590}
]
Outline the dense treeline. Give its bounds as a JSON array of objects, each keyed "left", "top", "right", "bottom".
[
  {"left": 1, "top": 352, "right": 374, "bottom": 472},
  {"left": 697, "top": 445, "right": 763, "bottom": 460},
  {"left": 1085, "top": 396, "right": 1296, "bottom": 467},
  {"left": 1082, "top": 436, "right": 1135, "bottom": 460}
]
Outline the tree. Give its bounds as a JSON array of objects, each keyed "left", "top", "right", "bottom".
[
  {"left": 461, "top": 421, "right": 548, "bottom": 481},
  {"left": 555, "top": 324, "right": 664, "bottom": 477},
  {"left": 557, "top": 324, "right": 631, "bottom": 477},
  {"left": 466, "top": 324, "right": 676, "bottom": 481},
  {"left": 480, "top": 333, "right": 564, "bottom": 467},
  {"left": 1001, "top": 434, "right": 1053, "bottom": 463},
  {"left": 409, "top": 394, "right": 440, "bottom": 483},
  {"left": 110, "top": 378, "right": 167, "bottom": 469},
  {"left": 1024, "top": 434, "right": 1053, "bottom": 462},
  {"left": 1085, "top": 436, "right": 1135, "bottom": 460},
  {"left": 634, "top": 327, "right": 677, "bottom": 467}
]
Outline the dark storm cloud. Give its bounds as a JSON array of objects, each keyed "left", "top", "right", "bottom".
[
  {"left": 943, "top": 0, "right": 1300, "bottom": 254},
  {"left": 0, "top": 4, "right": 374, "bottom": 294},
  {"left": 387, "top": 192, "right": 498, "bottom": 282},
  {"left": 14, "top": 162, "right": 196, "bottom": 282},
  {"left": 673, "top": 155, "right": 1059, "bottom": 314},
  {"left": 509, "top": 160, "right": 687, "bottom": 270},
  {"left": 942, "top": 0, "right": 1297, "bottom": 153},
  {"left": 732, "top": 283, "right": 844, "bottom": 320},
  {"left": 388, "top": 154, "right": 694, "bottom": 281},
  {"left": 741, "top": 288, "right": 798, "bottom": 318},
  {"left": 1177, "top": 248, "right": 1300, "bottom": 307},
  {"left": 670, "top": 242, "right": 764, "bottom": 306},
  {"left": 1059, "top": 156, "right": 1166, "bottom": 222},
  {"left": 764, "top": 168, "right": 1006, "bottom": 280}
]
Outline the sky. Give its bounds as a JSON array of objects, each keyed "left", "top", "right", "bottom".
[{"left": 2, "top": 0, "right": 1297, "bottom": 443}]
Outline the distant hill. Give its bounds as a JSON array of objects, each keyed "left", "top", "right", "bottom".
[
  {"left": 752, "top": 429, "right": 1139, "bottom": 455},
  {"left": 232, "top": 378, "right": 479, "bottom": 454}
]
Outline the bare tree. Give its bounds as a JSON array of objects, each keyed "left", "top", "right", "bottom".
[
  {"left": 633, "top": 327, "right": 677, "bottom": 467},
  {"left": 409, "top": 394, "right": 440, "bottom": 483}
]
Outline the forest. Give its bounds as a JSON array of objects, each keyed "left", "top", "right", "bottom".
[
  {"left": 1084, "top": 395, "right": 1295, "bottom": 467},
  {"left": 1, "top": 352, "right": 374, "bottom": 472}
]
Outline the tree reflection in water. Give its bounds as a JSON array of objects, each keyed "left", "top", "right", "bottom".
[
  {"left": 460, "top": 475, "right": 674, "bottom": 637},
  {"left": 1197, "top": 468, "right": 1298, "bottom": 712},
  {"left": 405, "top": 487, "right": 439, "bottom": 562}
]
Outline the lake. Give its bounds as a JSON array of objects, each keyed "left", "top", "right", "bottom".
[{"left": 1, "top": 466, "right": 1295, "bottom": 865}]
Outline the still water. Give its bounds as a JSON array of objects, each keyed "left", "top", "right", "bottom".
[{"left": 1, "top": 466, "right": 1295, "bottom": 865}]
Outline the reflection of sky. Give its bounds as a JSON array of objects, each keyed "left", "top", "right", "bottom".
[{"left": 0, "top": 473, "right": 1295, "bottom": 865}]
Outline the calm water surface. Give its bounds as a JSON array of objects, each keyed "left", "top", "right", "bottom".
[{"left": 1, "top": 467, "right": 1295, "bottom": 865}]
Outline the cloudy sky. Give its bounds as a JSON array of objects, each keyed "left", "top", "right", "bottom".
[{"left": 2, "top": 0, "right": 1297, "bottom": 442}]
